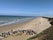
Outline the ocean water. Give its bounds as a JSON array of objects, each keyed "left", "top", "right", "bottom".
[{"left": 0, "top": 16, "right": 33, "bottom": 26}]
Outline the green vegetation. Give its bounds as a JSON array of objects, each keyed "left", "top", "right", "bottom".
[{"left": 27, "top": 25, "right": 53, "bottom": 40}]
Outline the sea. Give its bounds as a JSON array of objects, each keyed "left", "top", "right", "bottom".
[{"left": 0, "top": 16, "right": 34, "bottom": 26}]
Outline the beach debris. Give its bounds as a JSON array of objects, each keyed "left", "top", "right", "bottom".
[
  {"left": 1, "top": 32, "right": 8, "bottom": 38},
  {"left": 18, "top": 29, "right": 36, "bottom": 35},
  {"left": 26, "top": 30, "right": 36, "bottom": 35},
  {"left": 7, "top": 32, "right": 10, "bottom": 35},
  {"left": 0, "top": 29, "right": 36, "bottom": 38},
  {"left": 12, "top": 30, "right": 18, "bottom": 34}
]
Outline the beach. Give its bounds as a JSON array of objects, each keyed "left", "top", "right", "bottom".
[
  {"left": 0, "top": 17, "right": 51, "bottom": 40},
  {"left": 0, "top": 18, "right": 33, "bottom": 33}
]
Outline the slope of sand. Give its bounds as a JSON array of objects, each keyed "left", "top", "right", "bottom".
[
  {"left": 22, "top": 17, "right": 51, "bottom": 33},
  {"left": 0, "top": 17, "right": 51, "bottom": 40}
]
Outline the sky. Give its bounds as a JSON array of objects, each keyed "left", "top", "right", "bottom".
[{"left": 0, "top": 0, "right": 53, "bottom": 16}]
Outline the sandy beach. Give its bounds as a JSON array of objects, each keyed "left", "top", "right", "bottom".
[
  {"left": 0, "top": 17, "right": 51, "bottom": 40},
  {"left": 0, "top": 18, "right": 33, "bottom": 33}
]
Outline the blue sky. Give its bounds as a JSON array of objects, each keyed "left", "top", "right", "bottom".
[{"left": 0, "top": 0, "right": 53, "bottom": 16}]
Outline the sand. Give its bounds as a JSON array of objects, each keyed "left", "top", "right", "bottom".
[
  {"left": 22, "top": 17, "right": 51, "bottom": 33},
  {"left": 0, "top": 18, "right": 33, "bottom": 33},
  {"left": 0, "top": 17, "right": 51, "bottom": 40}
]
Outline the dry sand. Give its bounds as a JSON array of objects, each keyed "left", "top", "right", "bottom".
[
  {"left": 0, "top": 17, "right": 51, "bottom": 40},
  {"left": 22, "top": 17, "right": 51, "bottom": 33}
]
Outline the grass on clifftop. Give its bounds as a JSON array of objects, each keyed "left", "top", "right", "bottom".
[{"left": 27, "top": 25, "right": 53, "bottom": 40}]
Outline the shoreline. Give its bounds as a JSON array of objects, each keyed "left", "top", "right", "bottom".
[
  {"left": 0, "top": 18, "right": 35, "bottom": 33},
  {"left": 0, "top": 18, "right": 34, "bottom": 27}
]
